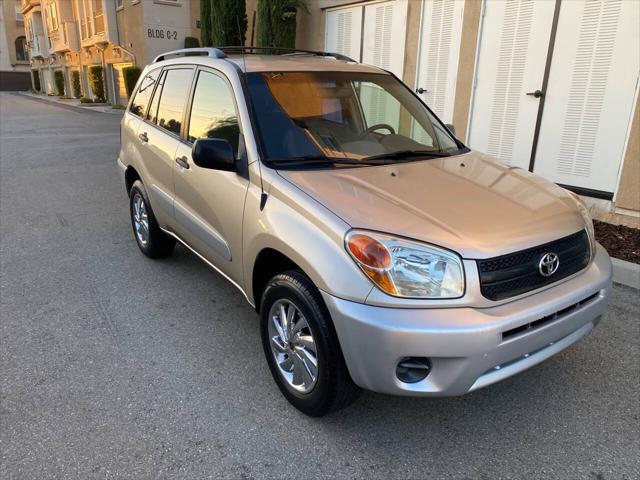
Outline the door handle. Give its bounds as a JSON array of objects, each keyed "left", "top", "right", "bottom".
[
  {"left": 526, "top": 90, "right": 544, "bottom": 98},
  {"left": 416, "top": 87, "right": 428, "bottom": 94},
  {"left": 138, "top": 132, "right": 148, "bottom": 143},
  {"left": 176, "top": 156, "right": 190, "bottom": 169}
]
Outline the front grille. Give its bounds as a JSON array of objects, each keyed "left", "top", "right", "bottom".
[
  {"left": 477, "top": 230, "right": 591, "bottom": 301},
  {"left": 501, "top": 292, "right": 599, "bottom": 340}
]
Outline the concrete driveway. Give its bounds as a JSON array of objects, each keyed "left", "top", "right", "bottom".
[{"left": 1, "top": 92, "right": 638, "bottom": 479}]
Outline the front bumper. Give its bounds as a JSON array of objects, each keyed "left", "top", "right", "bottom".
[{"left": 322, "top": 243, "right": 612, "bottom": 396}]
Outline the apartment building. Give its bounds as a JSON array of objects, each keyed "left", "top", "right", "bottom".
[
  {"left": 0, "top": 0, "right": 31, "bottom": 90},
  {"left": 295, "top": 0, "right": 640, "bottom": 219},
  {"left": 21, "top": 0, "right": 200, "bottom": 104}
]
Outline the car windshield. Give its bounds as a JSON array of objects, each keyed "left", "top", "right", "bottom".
[{"left": 245, "top": 71, "right": 465, "bottom": 167}]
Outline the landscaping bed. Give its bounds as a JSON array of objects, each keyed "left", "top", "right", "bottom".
[{"left": 594, "top": 220, "right": 640, "bottom": 264}]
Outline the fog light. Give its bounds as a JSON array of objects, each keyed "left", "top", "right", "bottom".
[{"left": 396, "top": 357, "right": 431, "bottom": 383}]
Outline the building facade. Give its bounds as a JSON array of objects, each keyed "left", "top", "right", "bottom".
[
  {"left": 21, "top": 0, "right": 200, "bottom": 104},
  {"left": 295, "top": 0, "right": 640, "bottom": 219},
  {"left": 0, "top": 0, "right": 31, "bottom": 90}
]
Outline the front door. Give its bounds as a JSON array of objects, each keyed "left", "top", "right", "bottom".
[{"left": 172, "top": 68, "right": 249, "bottom": 285}]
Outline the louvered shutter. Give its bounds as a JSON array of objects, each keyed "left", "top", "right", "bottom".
[
  {"left": 532, "top": 0, "right": 640, "bottom": 193},
  {"left": 358, "top": 1, "right": 409, "bottom": 131},
  {"left": 415, "top": 0, "right": 465, "bottom": 124},
  {"left": 361, "top": 0, "right": 408, "bottom": 78},
  {"left": 325, "top": 6, "right": 363, "bottom": 62},
  {"left": 467, "top": 0, "right": 555, "bottom": 168}
]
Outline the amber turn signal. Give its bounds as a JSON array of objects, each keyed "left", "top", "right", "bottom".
[{"left": 346, "top": 233, "right": 397, "bottom": 295}]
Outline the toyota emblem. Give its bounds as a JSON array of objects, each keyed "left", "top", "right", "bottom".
[{"left": 538, "top": 252, "right": 560, "bottom": 277}]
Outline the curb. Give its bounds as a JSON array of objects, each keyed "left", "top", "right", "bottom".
[
  {"left": 16, "top": 92, "right": 124, "bottom": 115},
  {"left": 612, "top": 258, "right": 640, "bottom": 290}
]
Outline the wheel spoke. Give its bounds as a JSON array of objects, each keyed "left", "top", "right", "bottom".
[
  {"left": 296, "top": 345, "right": 318, "bottom": 369},
  {"left": 295, "top": 334, "right": 315, "bottom": 352},
  {"left": 290, "top": 316, "right": 307, "bottom": 336},
  {"left": 271, "top": 335, "right": 287, "bottom": 353},
  {"left": 279, "top": 355, "right": 293, "bottom": 372},
  {"left": 292, "top": 351, "right": 315, "bottom": 387},
  {"left": 272, "top": 314, "right": 286, "bottom": 343},
  {"left": 285, "top": 304, "right": 296, "bottom": 340}
]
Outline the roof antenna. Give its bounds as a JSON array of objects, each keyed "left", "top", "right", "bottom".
[{"left": 236, "top": 13, "right": 267, "bottom": 210}]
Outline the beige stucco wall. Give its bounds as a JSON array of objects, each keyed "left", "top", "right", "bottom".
[
  {"left": 2, "top": 0, "right": 30, "bottom": 70},
  {"left": 115, "top": 1, "right": 146, "bottom": 66},
  {"left": 451, "top": 0, "right": 481, "bottom": 141},
  {"left": 615, "top": 98, "right": 640, "bottom": 212}
]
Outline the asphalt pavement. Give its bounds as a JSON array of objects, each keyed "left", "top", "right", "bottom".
[{"left": 1, "top": 92, "right": 638, "bottom": 479}]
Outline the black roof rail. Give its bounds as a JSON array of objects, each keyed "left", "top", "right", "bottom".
[
  {"left": 153, "top": 47, "right": 227, "bottom": 63},
  {"left": 218, "top": 46, "right": 358, "bottom": 63}
]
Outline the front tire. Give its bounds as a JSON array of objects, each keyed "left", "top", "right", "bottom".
[
  {"left": 129, "top": 180, "right": 175, "bottom": 258},
  {"left": 260, "top": 271, "right": 360, "bottom": 416}
]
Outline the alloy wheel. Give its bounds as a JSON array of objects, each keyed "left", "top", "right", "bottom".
[
  {"left": 267, "top": 299, "right": 319, "bottom": 394},
  {"left": 132, "top": 193, "right": 149, "bottom": 246}
]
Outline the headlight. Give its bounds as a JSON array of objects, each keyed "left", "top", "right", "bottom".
[
  {"left": 345, "top": 230, "right": 465, "bottom": 298},
  {"left": 569, "top": 192, "right": 596, "bottom": 259}
]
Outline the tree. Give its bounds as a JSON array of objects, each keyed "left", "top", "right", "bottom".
[
  {"left": 256, "top": 0, "right": 307, "bottom": 48},
  {"left": 200, "top": 0, "right": 212, "bottom": 47},
  {"left": 54, "top": 70, "right": 65, "bottom": 96},
  {"left": 201, "top": 0, "right": 247, "bottom": 47}
]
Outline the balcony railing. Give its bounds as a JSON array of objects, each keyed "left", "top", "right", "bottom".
[{"left": 94, "top": 13, "right": 104, "bottom": 34}]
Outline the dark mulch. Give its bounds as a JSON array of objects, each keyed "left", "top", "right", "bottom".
[{"left": 594, "top": 220, "right": 640, "bottom": 264}]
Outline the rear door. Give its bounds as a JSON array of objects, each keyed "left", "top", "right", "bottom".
[
  {"left": 121, "top": 67, "right": 160, "bottom": 188},
  {"left": 172, "top": 67, "right": 250, "bottom": 285},
  {"left": 138, "top": 67, "right": 195, "bottom": 228}
]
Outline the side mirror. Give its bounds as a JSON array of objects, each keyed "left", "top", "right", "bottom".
[
  {"left": 445, "top": 124, "right": 456, "bottom": 136},
  {"left": 192, "top": 138, "right": 235, "bottom": 172}
]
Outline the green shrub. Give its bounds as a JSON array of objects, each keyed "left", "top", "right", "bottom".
[
  {"left": 256, "top": 0, "right": 307, "bottom": 48},
  {"left": 111, "top": 104, "right": 126, "bottom": 110},
  {"left": 32, "top": 70, "right": 41, "bottom": 92},
  {"left": 122, "top": 66, "right": 142, "bottom": 98},
  {"left": 184, "top": 36, "right": 200, "bottom": 48},
  {"left": 80, "top": 96, "right": 93, "bottom": 103},
  {"left": 71, "top": 70, "right": 81, "bottom": 98},
  {"left": 88, "top": 65, "right": 105, "bottom": 102},
  {"left": 54, "top": 70, "right": 65, "bottom": 96}
]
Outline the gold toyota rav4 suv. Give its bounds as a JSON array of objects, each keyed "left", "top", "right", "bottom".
[{"left": 117, "top": 47, "right": 612, "bottom": 416}]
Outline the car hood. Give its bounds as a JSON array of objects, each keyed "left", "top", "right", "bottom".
[{"left": 276, "top": 151, "right": 586, "bottom": 259}]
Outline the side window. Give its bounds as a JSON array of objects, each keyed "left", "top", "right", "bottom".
[
  {"left": 187, "top": 71, "right": 241, "bottom": 156},
  {"left": 155, "top": 69, "right": 194, "bottom": 135},
  {"left": 129, "top": 69, "right": 159, "bottom": 117},
  {"left": 146, "top": 70, "right": 166, "bottom": 124}
]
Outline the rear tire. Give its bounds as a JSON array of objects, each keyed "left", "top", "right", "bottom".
[
  {"left": 260, "top": 270, "right": 360, "bottom": 416},
  {"left": 129, "top": 180, "right": 175, "bottom": 258}
]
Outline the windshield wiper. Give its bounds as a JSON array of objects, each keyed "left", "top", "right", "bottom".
[
  {"left": 361, "top": 150, "right": 454, "bottom": 162},
  {"left": 265, "top": 155, "right": 391, "bottom": 168}
]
